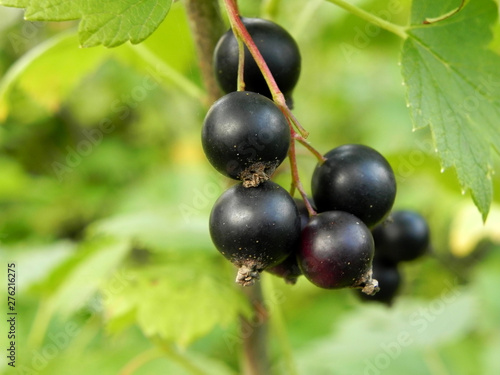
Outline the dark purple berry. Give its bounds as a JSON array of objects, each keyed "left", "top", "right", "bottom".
[
  {"left": 357, "top": 259, "right": 401, "bottom": 305},
  {"left": 202, "top": 91, "right": 290, "bottom": 187},
  {"left": 297, "top": 211, "right": 378, "bottom": 294},
  {"left": 265, "top": 198, "right": 312, "bottom": 284},
  {"left": 312, "top": 144, "right": 396, "bottom": 227},
  {"left": 213, "top": 17, "right": 301, "bottom": 106},
  {"left": 372, "top": 210, "right": 430, "bottom": 263},
  {"left": 265, "top": 254, "right": 302, "bottom": 284},
  {"left": 209, "top": 181, "right": 301, "bottom": 286},
  {"left": 293, "top": 197, "right": 314, "bottom": 230}
]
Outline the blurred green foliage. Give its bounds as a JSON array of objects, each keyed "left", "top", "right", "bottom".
[{"left": 0, "top": 1, "right": 499, "bottom": 374}]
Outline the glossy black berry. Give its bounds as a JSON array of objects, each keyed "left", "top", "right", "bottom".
[
  {"left": 202, "top": 91, "right": 290, "bottom": 187},
  {"left": 372, "top": 210, "right": 430, "bottom": 263},
  {"left": 213, "top": 17, "right": 301, "bottom": 106},
  {"left": 312, "top": 144, "right": 396, "bottom": 227},
  {"left": 265, "top": 254, "right": 302, "bottom": 285},
  {"left": 297, "top": 211, "right": 378, "bottom": 294},
  {"left": 209, "top": 181, "right": 301, "bottom": 286},
  {"left": 357, "top": 259, "right": 401, "bottom": 305},
  {"left": 292, "top": 197, "right": 312, "bottom": 230},
  {"left": 266, "top": 198, "right": 311, "bottom": 284}
]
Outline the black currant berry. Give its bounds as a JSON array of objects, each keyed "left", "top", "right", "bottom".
[
  {"left": 293, "top": 197, "right": 314, "bottom": 230},
  {"left": 265, "top": 254, "right": 302, "bottom": 285},
  {"left": 372, "top": 210, "right": 430, "bottom": 263},
  {"left": 312, "top": 144, "right": 396, "bottom": 227},
  {"left": 265, "top": 198, "right": 311, "bottom": 284},
  {"left": 209, "top": 181, "right": 301, "bottom": 286},
  {"left": 357, "top": 259, "right": 401, "bottom": 305},
  {"left": 213, "top": 17, "right": 301, "bottom": 106},
  {"left": 202, "top": 91, "right": 290, "bottom": 187},
  {"left": 297, "top": 211, "right": 378, "bottom": 294}
]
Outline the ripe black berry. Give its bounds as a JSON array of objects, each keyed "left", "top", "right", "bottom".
[
  {"left": 297, "top": 211, "right": 378, "bottom": 294},
  {"left": 266, "top": 198, "right": 311, "bottom": 284},
  {"left": 357, "top": 259, "right": 401, "bottom": 305},
  {"left": 312, "top": 144, "right": 396, "bottom": 227},
  {"left": 202, "top": 91, "right": 290, "bottom": 187},
  {"left": 293, "top": 197, "right": 314, "bottom": 230},
  {"left": 372, "top": 210, "right": 430, "bottom": 263},
  {"left": 209, "top": 181, "right": 301, "bottom": 286},
  {"left": 265, "top": 254, "right": 302, "bottom": 285},
  {"left": 213, "top": 17, "right": 301, "bottom": 106}
]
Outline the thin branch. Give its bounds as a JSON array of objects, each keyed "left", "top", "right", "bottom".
[
  {"left": 131, "top": 44, "right": 204, "bottom": 101},
  {"left": 222, "top": 0, "right": 324, "bottom": 215},
  {"left": 152, "top": 338, "right": 210, "bottom": 375},
  {"left": 288, "top": 135, "right": 317, "bottom": 217},
  {"left": 237, "top": 37, "right": 246, "bottom": 91},
  {"left": 119, "top": 348, "right": 163, "bottom": 375},
  {"left": 223, "top": 0, "right": 287, "bottom": 108},
  {"left": 423, "top": 0, "right": 467, "bottom": 24},
  {"left": 241, "top": 283, "right": 270, "bottom": 375},
  {"left": 294, "top": 133, "right": 326, "bottom": 164},
  {"left": 264, "top": 277, "right": 299, "bottom": 375},
  {"left": 324, "top": 0, "right": 408, "bottom": 39},
  {"left": 184, "top": 0, "right": 226, "bottom": 104}
]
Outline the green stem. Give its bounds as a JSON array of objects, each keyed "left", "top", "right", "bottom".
[
  {"left": 223, "top": 0, "right": 287, "bottom": 108},
  {"left": 241, "top": 283, "right": 270, "bottom": 375},
  {"left": 263, "top": 276, "right": 299, "bottom": 375},
  {"left": 223, "top": 0, "right": 312, "bottom": 138},
  {"left": 423, "top": 0, "right": 466, "bottom": 24},
  {"left": 119, "top": 348, "right": 164, "bottom": 375},
  {"left": 222, "top": 0, "right": 325, "bottom": 209},
  {"left": 237, "top": 37, "right": 246, "bottom": 91},
  {"left": 293, "top": 0, "right": 324, "bottom": 37},
  {"left": 423, "top": 348, "right": 451, "bottom": 375},
  {"left": 130, "top": 44, "right": 204, "bottom": 101},
  {"left": 294, "top": 133, "right": 326, "bottom": 165},
  {"left": 184, "top": 0, "right": 226, "bottom": 104},
  {"left": 27, "top": 299, "right": 54, "bottom": 349},
  {"left": 288, "top": 133, "right": 317, "bottom": 216},
  {"left": 0, "top": 30, "right": 76, "bottom": 121},
  {"left": 324, "top": 0, "right": 408, "bottom": 39},
  {"left": 152, "top": 338, "right": 210, "bottom": 375}
]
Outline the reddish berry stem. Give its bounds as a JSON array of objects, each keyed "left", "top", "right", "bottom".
[
  {"left": 288, "top": 127, "right": 318, "bottom": 217},
  {"left": 222, "top": 0, "right": 325, "bottom": 214}
]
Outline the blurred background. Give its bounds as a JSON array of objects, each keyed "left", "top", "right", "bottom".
[{"left": 0, "top": 0, "right": 499, "bottom": 374}]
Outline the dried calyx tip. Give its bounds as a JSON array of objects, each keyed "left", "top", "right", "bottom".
[
  {"left": 361, "top": 278, "right": 380, "bottom": 296},
  {"left": 240, "top": 162, "right": 277, "bottom": 188},
  {"left": 236, "top": 264, "right": 261, "bottom": 286},
  {"left": 357, "top": 268, "right": 380, "bottom": 296}
]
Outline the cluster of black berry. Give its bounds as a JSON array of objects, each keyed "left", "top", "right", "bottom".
[
  {"left": 357, "top": 210, "right": 431, "bottom": 305},
  {"left": 201, "top": 17, "right": 430, "bottom": 301}
]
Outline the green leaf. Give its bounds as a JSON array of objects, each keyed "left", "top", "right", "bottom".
[
  {"left": 0, "top": 0, "right": 28, "bottom": 6},
  {"left": 0, "top": 31, "right": 110, "bottom": 120},
  {"left": 0, "top": 0, "right": 172, "bottom": 48},
  {"left": 87, "top": 210, "right": 212, "bottom": 252},
  {"left": 295, "top": 293, "right": 477, "bottom": 374},
  {"left": 401, "top": 0, "right": 500, "bottom": 220},
  {"left": 0, "top": 240, "right": 75, "bottom": 289},
  {"left": 24, "top": 0, "right": 80, "bottom": 20},
  {"left": 103, "top": 261, "right": 251, "bottom": 347},
  {"left": 78, "top": 0, "right": 172, "bottom": 48},
  {"left": 33, "top": 236, "right": 131, "bottom": 317},
  {"left": 0, "top": 29, "right": 201, "bottom": 121}
]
